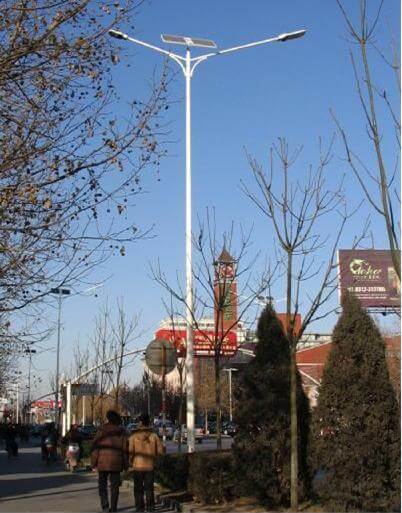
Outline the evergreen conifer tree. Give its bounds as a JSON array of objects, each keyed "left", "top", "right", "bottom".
[
  {"left": 311, "top": 291, "right": 400, "bottom": 511},
  {"left": 233, "top": 304, "right": 310, "bottom": 507}
]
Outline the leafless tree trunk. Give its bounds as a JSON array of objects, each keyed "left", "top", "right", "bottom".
[
  {"left": 109, "top": 300, "right": 141, "bottom": 410},
  {"left": 243, "top": 137, "right": 368, "bottom": 509},
  {"left": 153, "top": 211, "right": 273, "bottom": 450},
  {"left": 334, "top": 0, "right": 400, "bottom": 279}
]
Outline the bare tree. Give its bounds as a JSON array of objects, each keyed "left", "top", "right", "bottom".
[
  {"left": 153, "top": 213, "right": 272, "bottom": 449},
  {"left": 88, "top": 302, "right": 113, "bottom": 423},
  {"left": 243, "top": 137, "right": 368, "bottom": 509},
  {"left": 109, "top": 299, "right": 142, "bottom": 409},
  {"left": 333, "top": 0, "right": 400, "bottom": 279},
  {"left": 161, "top": 295, "right": 187, "bottom": 450},
  {"left": 0, "top": 0, "right": 170, "bottom": 318}
]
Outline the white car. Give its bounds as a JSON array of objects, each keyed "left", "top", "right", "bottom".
[
  {"left": 156, "top": 421, "right": 174, "bottom": 440},
  {"left": 174, "top": 425, "right": 205, "bottom": 443}
]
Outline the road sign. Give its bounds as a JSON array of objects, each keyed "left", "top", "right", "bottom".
[
  {"left": 145, "top": 338, "right": 177, "bottom": 375},
  {"left": 71, "top": 383, "right": 98, "bottom": 396}
]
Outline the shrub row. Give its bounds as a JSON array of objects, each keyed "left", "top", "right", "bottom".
[{"left": 155, "top": 450, "right": 237, "bottom": 504}]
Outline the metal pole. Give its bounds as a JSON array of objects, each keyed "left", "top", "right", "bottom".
[
  {"left": 66, "top": 381, "right": 72, "bottom": 433},
  {"left": 55, "top": 290, "right": 62, "bottom": 425},
  {"left": 147, "top": 379, "right": 151, "bottom": 417},
  {"left": 16, "top": 383, "right": 19, "bottom": 424},
  {"left": 82, "top": 395, "right": 86, "bottom": 425},
  {"left": 161, "top": 345, "right": 167, "bottom": 447},
  {"left": 228, "top": 369, "right": 233, "bottom": 422},
  {"left": 28, "top": 352, "right": 32, "bottom": 424},
  {"left": 184, "top": 47, "right": 195, "bottom": 453}
]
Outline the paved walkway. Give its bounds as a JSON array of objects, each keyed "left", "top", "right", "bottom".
[{"left": 0, "top": 442, "right": 171, "bottom": 512}]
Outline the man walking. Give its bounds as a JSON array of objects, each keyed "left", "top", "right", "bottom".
[
  {"left": 128, "top": 413, "right": 164, "bottom": 512},
  {"left": 91, "top": 410, "right": 128, "bottom": 512}
]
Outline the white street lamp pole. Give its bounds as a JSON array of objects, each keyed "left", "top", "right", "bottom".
[
  {"left": 51, "top": 287, "right": 71, "bottom": 426},
  {"left": 223, "top": 368, "right": 238, "bottom": 422},
  {"left": 108, "top": 27, "right": 306, "bottom": 452}
]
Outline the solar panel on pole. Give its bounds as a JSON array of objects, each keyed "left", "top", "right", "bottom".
[{"left": 161, "top": 34, "right": 217, "bottom": 48}]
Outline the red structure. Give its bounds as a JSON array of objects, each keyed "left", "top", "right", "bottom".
[{"left": 155, "top": 248, "right": 239, "bottom": 356}]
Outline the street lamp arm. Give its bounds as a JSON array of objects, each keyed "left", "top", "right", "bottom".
[
  {"left": 109, "top": 30, "right": 186, "bottom": 71},
  {"left": 190, "top": 30, "right": 306, "bottom": 63}
]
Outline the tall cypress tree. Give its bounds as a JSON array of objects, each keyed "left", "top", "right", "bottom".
[
  {"left": 311, "top": 291, "right": 400, "bottom": 511},
  {"left": 233, "top": 304, "right": 310, "bottom": 507}
]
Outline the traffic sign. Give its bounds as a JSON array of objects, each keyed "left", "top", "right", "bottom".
[{"left": 145, "top": 338, "right": 177, "bottom": 375}]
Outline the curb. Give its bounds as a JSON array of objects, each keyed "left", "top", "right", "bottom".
[{"left": 121, "top": 478, "right": 184, "bottom": 511}]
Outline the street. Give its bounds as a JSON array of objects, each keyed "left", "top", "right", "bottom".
[
  {"left": 0, "top": 437, "right": 232, "bottom": 512},
  {"left": 165, "top": 435, "right": 233, "bottom": 453}
]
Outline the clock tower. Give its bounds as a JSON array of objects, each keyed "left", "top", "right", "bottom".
[{"left": 214, "top": 247, "right": 238, "bottom": 334}]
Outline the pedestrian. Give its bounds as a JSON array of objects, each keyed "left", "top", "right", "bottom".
[
  {"left": 91, "top": 410, "right": 128, "bottom": 513},
  {"left": 41, "top": 422, "right": 58, "bottom": 462},
  {"left": 62, "top": 424, "right": 84, "bottom": 468},
  {"left": 128, "top": 412, "right": 164, "bottom": 512},
  {"left": 4, "top": 423, "right": 18, "bottom": 458}
]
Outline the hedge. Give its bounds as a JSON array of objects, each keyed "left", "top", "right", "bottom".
[
  {"left": 155, "top": 450, "right": 237, "bottom": 504},
  {"left": 188, "top": 451, "right": 237, "bottom": 504},
  {"left": 155, "top": 452, "right": 190, "bottom": 491}
]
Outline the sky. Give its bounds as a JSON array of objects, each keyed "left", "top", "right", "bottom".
[{"left": 24, "top": 0, "right": 401, "bottom": 397}]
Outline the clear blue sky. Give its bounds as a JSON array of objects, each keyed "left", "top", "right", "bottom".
[{"left": 27, "top": 0, "right": 400, "bottom": 396}]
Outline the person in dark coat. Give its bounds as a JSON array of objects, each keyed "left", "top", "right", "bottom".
[
  {"left": 4, "top": 424, "right": 18, "bottom": 457},
  {"left": 91, "top": 410, "right": 128, "bottom": 513},
  {"left": 62, "top": 424, "right": 84, "bottom": 460}
]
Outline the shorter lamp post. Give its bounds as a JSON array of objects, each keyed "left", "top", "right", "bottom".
[
  {"left": 223, "top": 368, "right": 238, "bottom": 422},
  {"left": 50, "top": 287, "right": 71, "bottom": 425},
  {"left": 24, "top": 348, "right": 37, "bottom": 424}
]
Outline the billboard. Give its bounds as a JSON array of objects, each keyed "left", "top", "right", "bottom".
[
  {"left": 155, "top": 327, "right": 238, "bottom": 356},
  {"left": 338, "top": 250, "right": 400, "bottom": 308}
]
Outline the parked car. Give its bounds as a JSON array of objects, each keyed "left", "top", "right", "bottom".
[
  {"left": 206, "top": 421, "right": 216, "bottom": 434},
  {"left": 78, "top": 424, "right": 97, "bottom": 440},
  {"left": 155, "top": 420, "right": 174, "bottom": 440},
  {"left": 222, "top": 421, "right": 238, "bottom": 437},
  {"left": 30, "top": 424, "right": 44, "bottom": 438},
  {"left": 174, "top": 424, "right": 205, "bottom": 444}
]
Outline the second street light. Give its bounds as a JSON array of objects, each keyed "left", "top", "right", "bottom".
[
  {"left": 50, "top": 287, "right": 71, "bottom": 426},
  {"left": 109, "top": 26, "right": 306, "bottom": 452}
]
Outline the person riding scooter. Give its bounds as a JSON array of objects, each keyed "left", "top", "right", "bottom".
[
  {"left": 62, "top": 424, "right": 83, "bottom": 471},
  {"left": 41, "top": 422, "right": 58, "bottom": 463}
]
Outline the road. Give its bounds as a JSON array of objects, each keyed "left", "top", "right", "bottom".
[
  {"left": 0, "top": 437, "right": 233, "bottom": 512},
  {"left": 165, "top": 435, "right": 233, "bottom": 453}
]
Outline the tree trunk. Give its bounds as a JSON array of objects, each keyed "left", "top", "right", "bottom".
[
  {"left": 286, "top": 250, "right": 298, "bottom": 510},
  {"left": 290, "top": 341, "right": 298, "bottom": 510},
  {"left": 215, "top": 356, "right": 222, "bottom": 450},
  {"left": 360, "top": 39, "right": 400, "bottom": 280}
]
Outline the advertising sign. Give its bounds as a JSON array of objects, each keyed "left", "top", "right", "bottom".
[
  {"left": 338, "top": 250, "right": 400, "bottom": 308},
  {"left": 71, "top": 383, "right": 98, "bottom": 396},
  {"left": 155, "top": 327, "right": 238, "bottom": 356}
]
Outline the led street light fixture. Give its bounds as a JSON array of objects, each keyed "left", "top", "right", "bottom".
[
  {"left": 108, "top": 29, "right": 128, "bottom": 40},
  {"left": 161, "top": 34, "right": 217, "bottom": 48},
  {"left": 277, "top": 29, "right": 306, "bottom": 42}
]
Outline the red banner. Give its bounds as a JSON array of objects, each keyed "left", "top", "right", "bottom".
[{"left": 155, "top": 327, "right": 238, "bottom": 356}]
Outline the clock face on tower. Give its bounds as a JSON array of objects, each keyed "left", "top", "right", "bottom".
[{"left": 217, "top": 263, "right": 234, "bottom": 280}]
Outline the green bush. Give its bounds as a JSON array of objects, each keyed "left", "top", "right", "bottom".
[
  {"left": 311, "top": 292, "right": 400, "bottom": 511},
  {"left": 188, "top": 451, "right": 237, "bottom": 504},
  {"left": 156, "top": 452, "right": 190, "bottom": 491},
  {"left": 233, "top": 304, "right": 310, "bottom": 507},
  {"left": 155, "top": 450, "right": 237, "bottom": 504}
]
